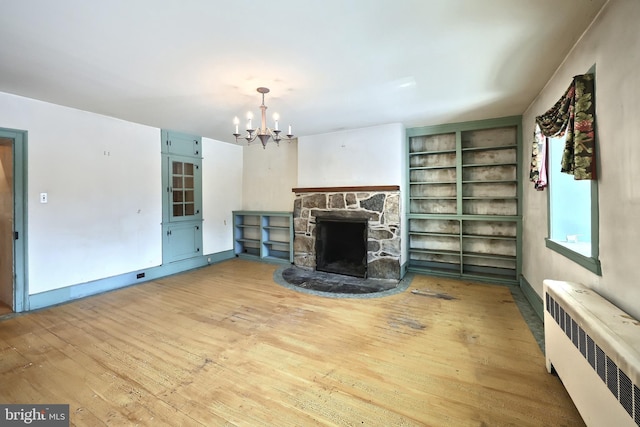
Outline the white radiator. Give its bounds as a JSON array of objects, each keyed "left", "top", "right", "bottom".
[{"left": 544, "top": 280, "right": 640, "bottom": 427}]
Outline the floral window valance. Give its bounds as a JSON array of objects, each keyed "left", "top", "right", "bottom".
[{"left": 529, "top": 74, "right": 596, "bottom": 190}]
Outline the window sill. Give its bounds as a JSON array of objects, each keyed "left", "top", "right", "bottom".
[{"left": 545, "top": 238, "right": 602, "bottom": 275}]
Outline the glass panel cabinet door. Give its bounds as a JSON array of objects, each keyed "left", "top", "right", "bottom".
[
  {"left": 170, "top": 160, "right": 199, "bottom": 218},
  {"left": 168, "top": 156, "right": 201, "bottom": 222}
]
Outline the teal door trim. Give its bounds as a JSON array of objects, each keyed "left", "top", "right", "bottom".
[{"left": 0, "top": 127, "right": 28, "bottom": 312}]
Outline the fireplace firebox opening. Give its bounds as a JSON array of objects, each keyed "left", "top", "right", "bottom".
[{"left": 315, "top": 218, "right": 368, "bottom": 278}]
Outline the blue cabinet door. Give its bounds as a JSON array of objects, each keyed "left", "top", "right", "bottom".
[
  {"left": 162, "top": 221, "right": 202, "bottom": 263},
  {"left": 161, "top": 130, "right": 203, "bottom": 264},
  {"left": 161, "top": 130, "right": 202, "bottom": 157}
]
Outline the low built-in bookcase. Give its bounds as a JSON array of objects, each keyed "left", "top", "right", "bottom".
[{"left": 233, "top": 211, "right": 294, "bottom": 264}]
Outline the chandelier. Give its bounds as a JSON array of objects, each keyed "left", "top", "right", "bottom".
[{"left": 233, "top": 87, "right": 294, "bottom": 148}]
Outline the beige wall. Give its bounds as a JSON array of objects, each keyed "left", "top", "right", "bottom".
[
  {"left": 242, "top": 139, "right": 298, "bottom": 211},
  {"left": 522, "top": 0, "right": 640, "bottom": 319}
]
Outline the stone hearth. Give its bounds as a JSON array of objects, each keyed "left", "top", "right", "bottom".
[{"left": 292, "top": 187, "right": 401, "bottom": 280}]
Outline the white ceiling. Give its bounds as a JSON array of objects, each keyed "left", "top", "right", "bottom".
[{"left": 0, "top": 0, "right": 607, "bottom": 144}]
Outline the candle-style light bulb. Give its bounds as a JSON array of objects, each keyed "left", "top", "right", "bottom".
[
  {"left": 288, "top": 124, "right": 292, "bottom": 135},
  {"left": 247, "top": 111, "right": 253, "bottom": 130},
  {"left": 273, "top": 113, "right": 280, "bottom": 131},
  {"left": 233, "top": 116, "right": 239, "bottom": 134}
]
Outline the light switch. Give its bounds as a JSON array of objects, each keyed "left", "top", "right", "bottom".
[{"left": 40, "top": 192, "right": 48, "bottom": 203}]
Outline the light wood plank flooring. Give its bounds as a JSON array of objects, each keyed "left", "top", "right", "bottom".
[
  {"left": 0, "top": 301, "right": 11, "bottom": 316},
  {"left": 0, "top": 259, "right": 583, "bottom": 426}
]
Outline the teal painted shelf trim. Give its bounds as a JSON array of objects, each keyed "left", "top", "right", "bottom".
[
  {"left": 28, "top": 250, "right": 234, "bottom": 311},
  {"left": 410, "top": 181, "right": 457, "bottom": 185},
  {"left": 408, "top": 231, "right": 459, "bottom": 238},
  {"left": 409, "top": 148, "right": 457, "bottom": 155},
  {"left": 410, "top": 248, "right": 460, "bottom": 256},
  {"left": 233, "top": 210, "right": 292, "bottom": 216},
  {"left": 461, "top": 144, "right": 517, "bottom": 152},
  {"left": 409, "top": 165, "right": 456, "bottom": 171},
  {"left": 407, "top": 266, "right": 518, "bottom": 286},
  {"left": 406, "top": 115, "right": 523, "bottom": 285},
  {"left": 233, "top": 211, "right": 294, "bottom": 263},
  {"left": 406, "top": 115, "right": 522, "bottom": 137},
  {"left": 462, "top": 162, "right": 517, "bottom": 168},
  {"left": 407, "top": 213, "right": 520, "bottom": 221}
]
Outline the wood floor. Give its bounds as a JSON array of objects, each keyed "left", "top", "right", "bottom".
[
  {"left": 0, "top": 301, "right": 11, "bottom": 316},
  {"left": 0, "top": 259, "right": 584, "bottom": 426}
]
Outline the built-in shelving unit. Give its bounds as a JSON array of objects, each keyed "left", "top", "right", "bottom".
[
  {"left": 406, "top": 116, "right": 522, "bottom": 284},
  {"left": 233, "top": 211, "right": 293, "bottom": 264}
]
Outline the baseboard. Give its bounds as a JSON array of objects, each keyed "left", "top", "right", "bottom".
[
  {"left": 400, "top": 260, "right": 408, "bottom": 279},
  {"left": 27, "top": 250, "right": 234, "bottom": 311},
  {"left": 519, "top": 275, "right": 544, "bottom": 321}
]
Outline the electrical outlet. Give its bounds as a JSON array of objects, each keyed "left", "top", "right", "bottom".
[{"left": 40, "top": 192, "right": 48, "bottom": 203}]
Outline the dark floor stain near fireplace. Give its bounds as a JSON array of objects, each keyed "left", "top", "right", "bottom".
[
  {"left": 387, "top": 315, "right": 426, "bottom": 330},
  {"left": 410, "top": 288, "right": 456, "bottom": 300},
  {"left": 274, "top": 266, "right": 412, "bottom": 299}
]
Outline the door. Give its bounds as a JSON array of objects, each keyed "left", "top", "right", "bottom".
[
  {"left": 0, "top": 138, "right": 13, "bottom": 313},
  {"left": 0, "top": 128, "right": 26, "bottom": 313}
]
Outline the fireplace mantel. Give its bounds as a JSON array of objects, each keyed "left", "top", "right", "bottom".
[{"left": 292, "top": 185, "right": 399, "bottom": 194}]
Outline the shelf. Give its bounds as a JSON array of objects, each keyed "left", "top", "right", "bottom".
[
  {"left": 462, "top": 234, "right": 516, "bottom": 241},
  {"left": 233, "top": 211, "right": 293, "bottom": 264},
  {"left": 462, "top": 251, "right": 515, "bottom": 261},
  {"left": 410, "top": 248, "right": 461, "bottom": 257},
  {"left": 236, "top": 248, "right": 260, "bottom": 259},
  {"left": 409, "top": 231, "right": 459, "bottom": 238},
  {"left": 461, "top": 145, "right": 516, "bottom": 152},
  {"left": 410, "top": 196, "right": 457, "bottom": 200},
  {"left": 409, "top": 165, "right": 457, "bottom": 171},
  {"left": 462, "top": 180, "right": 517, "bottom": 184},
  {"left": 263, "top": 255, "right": 290, "bottom": 262},
  {"left": 411, "top": 181, "right": 457, "bottom": 185},
  {"left": 235, "top": 238, "right": 259, "bottom": 244},
  {"left": 462, "top": 196, "right": 518, "bottom": 200},
  {"left": 409, "top": 148, "right": 458, "bottom": 155},
  {"left": 407, "top": 118, "right": 521, "bottom": 284},
  {"left": 264, "top": 240, "right": 290, "bottom": 246},
  {"left": 462, "top": 162, "right": 517, "bottom": 168}
]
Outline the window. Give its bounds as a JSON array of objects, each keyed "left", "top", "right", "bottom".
[{"left": 546, "top": 133, "right": 601, "bottom": 275}]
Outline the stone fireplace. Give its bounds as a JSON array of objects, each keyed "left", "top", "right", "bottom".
[
  {"left": 292, "top": 186, "right": 401, "bottom": 280},
  {"left": 315, "top": 216, "right": 368, "bottom": 278}
]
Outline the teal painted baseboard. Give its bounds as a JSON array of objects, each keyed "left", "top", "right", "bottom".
[
  {"left": 400, "top": 260, "right": 408, "bottom": 280},
  {"left": 519, "top": 275, "right": 544, "bottom": 321},
  {"left": 28, "top": 250, "right": 234, "bottom": 311}
]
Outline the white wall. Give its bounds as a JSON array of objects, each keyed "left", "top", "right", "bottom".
[
  {"left": 522, "top": 0, "right": 640, "bottom": 320},
  {"left": 242, "top": 139, "right": 298, "bottom": 211},
  {"left": 0, "top": 92, "right": 161, "bottom": 294},
  {"left": 202, "top": 137, "right": 243, "bottom": 254},
  {"left": 298, "top": 124, "right": 405, "bottom": 187},
  {"left": 0, "top": 92, "right": 243, "bottom": 296},
  {"left": 297, "top": 123, "right": 408, "bottom": 265}
]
